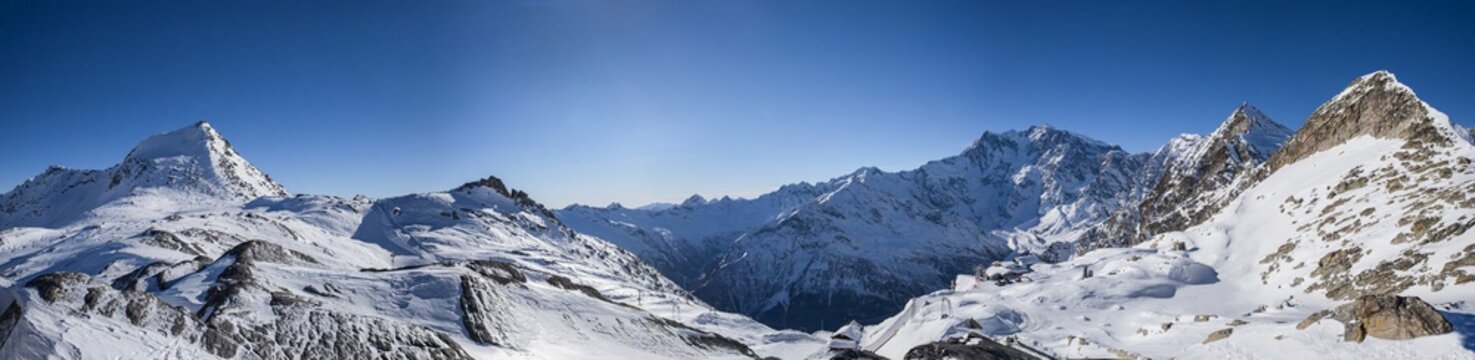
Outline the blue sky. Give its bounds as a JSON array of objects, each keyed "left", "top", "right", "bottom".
[{"left": 3, "top": 0, "right": 1473, "bottom": 208}]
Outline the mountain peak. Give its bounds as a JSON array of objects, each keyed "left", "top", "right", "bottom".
[
  {"left": 1266, "top": 70, "right": 1454, "bottom": 172},
  {"left": 680, "top": 194, "right": 708, "bottom": 207},
  {"left": 1, "top": 122, "right": 285, "bottom": 227},
  {"left": 1357, "top": 69, "right": 1398, "bottom": 84},
  {"left": 125, "top": 121, "right": 225, "bottom": 161},
  {"left": 1233, "top": 101, "right": 1266, "bottom": 120},
  {"left": 1332, "top": 70, "right": 1415, "bottom": 102},
  {"left": 964, "top": 125, "right": 1113, "bottom": 156},
  {"left": 1027, "top": 124, "right": 1057, "bottom": 136},
  {"left": 1213, "top": 103, "right": 1292, "bottom": 157},
  {"left": 120, "top": 122, "right": 286, "bottom": 199}
]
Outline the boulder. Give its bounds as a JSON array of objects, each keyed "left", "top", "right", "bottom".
[
  {"left": 1330, "top": 295, "right": 1453, "bottom": 342},
  {"left": 1202, "top": 328, "right": 1232, "bottom": 344}
]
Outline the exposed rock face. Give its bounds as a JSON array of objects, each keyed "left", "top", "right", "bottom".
[
  {"left": 454, "top": 175, "right": 555, "bottom": 217},
  {"left": 223, "top": 240, "right": 320, "bottom": 266},
  {"left": 1332, "top": 295, "right": 1452, "bottom": 342},
  {"left": 111, "top": 257, "right": 210, "bottom": 292},
  {"left": 140, "top": 228, "right": 208, "bottom": 256},
  {"left": 829, "top": 348, "right": 891, "bottom": 360},
  {"left": 1081, "top": 104, "right": 1291, "bottom": 250},
  {"left": 3, "top": 273, "right": 211, "bottom": 357},
  {"left": 191, "top": 250, "right": 475, "bottom": 359},
  {"left": 459, "top": 274, "right": 530, "bottom": 347},
  {"left": 465, "top": 259, "right": 526, "bottom": 285},
  {"left": 202, "top": 297, "right": 474, "bottom": 360},
  {"left": 901, "top": 337, "right": 1039, "bottom": 360},
  {"left": 1265, "top": 71, "right": 1454, "bottom": 172},
  {"left": 23, "top": 272, "right": 201, "bottom": 338},
  {"left": 15, "top": 272, "right": 437, "bottom": 359}
]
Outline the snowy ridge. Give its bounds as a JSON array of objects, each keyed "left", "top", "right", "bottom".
[{"left": 0, "top": 125, "right": 814, "bottom": 359}]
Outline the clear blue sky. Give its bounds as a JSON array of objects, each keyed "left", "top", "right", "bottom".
[{"left": 3, "top": 0, "right": 1473, "bottom": 208}]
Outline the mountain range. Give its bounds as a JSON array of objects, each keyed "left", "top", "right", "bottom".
[
  {"left": 558, "top": 98, "right": 1296, "bottom": 332},
  {"left": 0, "top": 122, "right": 816, "bottom": 359},
  {"left": 3, "top": 70, "right": 1473, "bottom": 359}
]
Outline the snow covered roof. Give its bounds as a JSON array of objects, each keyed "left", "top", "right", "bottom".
[{"left": 833, "top": 320, "right": 864, "bottom": 341}]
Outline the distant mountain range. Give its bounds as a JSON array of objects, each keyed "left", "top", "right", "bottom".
[{"left": 558, "top": 103, "right": 1294, "bottom": 332}]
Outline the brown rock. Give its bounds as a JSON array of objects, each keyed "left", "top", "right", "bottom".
[
  {"left": 1202, "top": 328, "right": 1233, "bottom": 344},
  {"left": 1297, "top": 310, "right": 1329, "bottom": 330},
  {"left": 1331, "top": 295, "right": 1453, "bottom": 342}
]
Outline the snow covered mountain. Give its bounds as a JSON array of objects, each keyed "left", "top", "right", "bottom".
[
  {"left": 835, "top": 71, "right": 1475, "bottom": 358},
  {"left": 562, "top": 126, "right": 1154, "bottom": 331},
  {"left": 5, "top": 70, "right": 1468, "bottom": 359},
  {"left": 1079, "top": 103, "right": 1294, "bottom": 251},
  {"left": 0, "top": 123, "right": 815, "bottom": 359},
  {"left": 0, "top": 122, "right": 286, "bottom": 229}
]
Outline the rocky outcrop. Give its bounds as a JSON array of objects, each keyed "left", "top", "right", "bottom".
[
  {"left": 830, "top": 348, "right": 890, "bottom": 360},
  {"left": 111, "top": 257, "right": 211, "bottom": 292},
  {"left": 454, "top": 175, "right": 554, "bottom": 217},
  {"left": 459, "top": 274, "right": 529, "bottom": 347},
  {"left": 203, "top": 296, "right": 472, "bottom": 360},
  {"left": 222, "top": 240, "right": 319, "bottom": 266},
  {"left": 1201, "top": 328, "right": 1233, "bottom": 344},
  {"left": 1334, "top": 295, "right": 1452, "bottom": 342},
  {"left": 25, "top": 272, "right": 200, "bottom": 336},
  {"left": 139, "top": 228, "right": 208, "bottom": 256},
  {"left": 1299, "top": 295, "right": 1453, "bottom": 343},
  {"left": 1081, "top": 104, "right": 1291, "bottom": 250},
  {"left": 12, "top": 271, "right": 475, "bottom": 359},
  {"left": 547, "top": 274, "right": 611, "bottom": 302},
  {"left": 902, "top": 337, "right": 1039, "bottom": 360},
  {"left": 465, "top": 259, "right": 526, "bottom": 285},
  {"left": 1265, "top": 71, "right": 1454, "bottom": 173},
  {"left": 5, "top": 272, "right": 208, "bottom": 355}
]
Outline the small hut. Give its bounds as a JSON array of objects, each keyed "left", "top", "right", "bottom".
[{"left": 828, "top": 320, "right": 864, "bottom": 351}]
